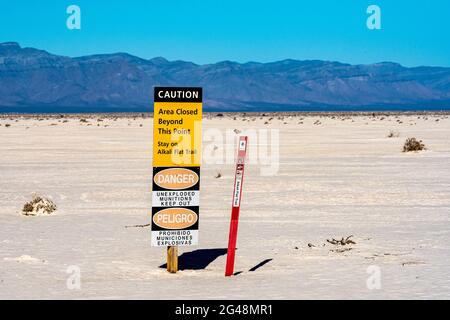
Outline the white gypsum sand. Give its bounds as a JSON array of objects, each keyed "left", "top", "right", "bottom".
[{"left": 0, "top": 113, "right": 449, "bottom": 299}]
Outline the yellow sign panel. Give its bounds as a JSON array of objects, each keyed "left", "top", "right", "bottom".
[{"left": 152, "top": 88, "right": 202, "bottom": 167}]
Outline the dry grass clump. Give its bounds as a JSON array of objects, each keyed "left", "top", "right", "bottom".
[
  {"left": 403, "top": 138, "right": 426, "bottom": 152},
  {"left": 326, "top": 235, "right": 356, "bottom": 246},
  {"left": 22, "top": 194, "right": 57, "bottom": 216}
]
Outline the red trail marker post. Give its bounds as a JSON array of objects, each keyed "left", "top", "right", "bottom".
[{"left": 225, "top": 136, "right": 248, "bottom": 277}]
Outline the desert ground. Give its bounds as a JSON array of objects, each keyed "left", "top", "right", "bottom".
[{"left": 0, "top": 112, "right": 449, "bottom": 299}]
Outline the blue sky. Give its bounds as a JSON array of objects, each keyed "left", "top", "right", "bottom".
[{"left": 1, "top": 0, "right": 449, "bottom": 67}]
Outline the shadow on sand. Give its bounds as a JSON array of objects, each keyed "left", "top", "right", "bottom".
[
  {"left": 159, "top": 248, "right": 228, "bottom": 271},
  {"left": 233, "top": 258, "right": 273, "bottom": 276},
  {"left": 249, "top": 258, "right": 273, "bottom": 272}
]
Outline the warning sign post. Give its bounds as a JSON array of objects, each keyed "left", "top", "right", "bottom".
[
  {"left": 152, "top": 87, "right": 202, "bottom": 273},
  {"left": 225, "top": 136, "right": 248, "bottom": 277}
]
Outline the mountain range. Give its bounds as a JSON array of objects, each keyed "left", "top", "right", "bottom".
[{"left": 1, "top": 42, "right": 450, "bottom": 112}]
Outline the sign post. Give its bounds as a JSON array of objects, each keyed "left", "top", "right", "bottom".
[
  {"left": 225, "top": 136, "right": 248, "bottom": 277},
  {"left": 152, "top": 87, "right": 202, "bottom": 273},
  {"left": 167, "top": 246, "right": 178, "bottom": 273}
]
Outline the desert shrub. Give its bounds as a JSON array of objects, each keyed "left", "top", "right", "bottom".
[
  {"left": 403, "top": 138, "right": 426, "bottom": 152},
  {"left": 80, "top": 119, "right": 88, "bottom": 123},
  {"left": 22, "top": 195, "right": 57, "bottom": 216},
  {"left": 5, "top": 124, "right": 11, "bottom": 128}
]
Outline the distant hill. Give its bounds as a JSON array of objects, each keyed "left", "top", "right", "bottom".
[{"left": 1, "top": 42, "right": 450, "bottom": 112}]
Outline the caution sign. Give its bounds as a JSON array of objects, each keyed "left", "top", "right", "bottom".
[
  {"left": 151, "top": 87, "right": 202, "bottom": 247},
  {"left": 153, "top": 87, "right": 202, "bottom": 167}
]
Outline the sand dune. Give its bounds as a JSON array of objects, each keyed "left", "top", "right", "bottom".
[{"left": 0, "top": 113, "right": 449, "bottom": 299}]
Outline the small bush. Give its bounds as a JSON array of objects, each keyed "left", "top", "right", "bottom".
[
  {"left": 22, "top": 194, "right": 57, "bottom": 216},
  {"left": 403, "top": 138, "right": 426, "bottom": 152}
]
